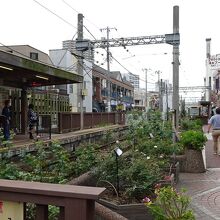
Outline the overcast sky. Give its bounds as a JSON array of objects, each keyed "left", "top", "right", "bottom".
[{"left": 1, "top": 0, "right": 220, "bottom": 91}]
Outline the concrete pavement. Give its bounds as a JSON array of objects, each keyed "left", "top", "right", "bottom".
[{"left": 176, "top": 125, "right": 220, "bottom": 219}]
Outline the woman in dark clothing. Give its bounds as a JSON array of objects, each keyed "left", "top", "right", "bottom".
[
  {"left": 2, "top": 100, "right": 11, "bottom": 140},
  {"left": 28, "top": 104, "right": 38, "bottom": 139}
]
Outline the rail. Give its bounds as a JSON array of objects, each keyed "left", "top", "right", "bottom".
[{"left": 0, "top": 179, "right": 105, "bottom": 220}]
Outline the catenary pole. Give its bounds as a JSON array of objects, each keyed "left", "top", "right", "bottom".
[
  {"left": 77, "top": 13, "right": 84, "bottom": 129},
  {"left": 172, "top": 6, "right": 179, "bottom": 130}
]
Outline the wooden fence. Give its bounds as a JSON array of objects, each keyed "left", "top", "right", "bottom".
[
  {"left": 0, "top": 179, "right": 105, "bottom": 220},
  {"left": 58, "top": 112, "right": 125, "bottom": 133}
]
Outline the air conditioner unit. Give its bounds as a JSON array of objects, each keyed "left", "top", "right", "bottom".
[{"left": 81, "top": 89, "right": 88, "bottom": 96}]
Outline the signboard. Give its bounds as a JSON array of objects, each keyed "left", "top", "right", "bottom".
[
  {"left": 0, "top": 200, "right": 23, "bottom": 220},
  {"left": 188, "top": 107, "right": 200, "bottom": 116}
]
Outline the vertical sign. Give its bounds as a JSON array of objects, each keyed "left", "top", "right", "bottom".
[{"left": 0, "top": 200, "right": 23, "bottom": 220}]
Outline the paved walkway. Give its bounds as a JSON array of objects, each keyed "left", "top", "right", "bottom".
[{"left": 176, "top": 125, "right": 220, "bottom": 219}]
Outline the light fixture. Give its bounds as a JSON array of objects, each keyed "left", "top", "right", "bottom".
[
  {"left": 114, "top": 146, "right": 123, "bottom": 195},
  {"left": 0, "top": 65, "right": 13, "bottom": 71},
  {"left": 114, "top": 147, "right": 123, "bottom": 157},
  {"left": 36, "top": 75, "right": 49, "bottom": 80}
]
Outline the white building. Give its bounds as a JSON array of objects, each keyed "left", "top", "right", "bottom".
[
  {"left": 205, "top": 38, "right": 219, "bottom": 104},
  {"left": 123, "top": 72, "right": 140, "bottom": 89},
  {"left": 49, "top": 49, "right": 93, "bottom": 112}
]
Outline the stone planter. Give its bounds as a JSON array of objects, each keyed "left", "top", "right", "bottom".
[
  {"left": 98, "top": 199, "right": 153, "bottom": 220},
  {"left": 69, "top": 167, "right": 176, "bottom": 220},
  {"left": 182, "top": 149, "right": 205, "bottom": 173}
]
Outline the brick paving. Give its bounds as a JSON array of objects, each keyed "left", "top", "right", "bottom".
[{"left": 176, "top": 125, "right": 220, "bottom": 219}]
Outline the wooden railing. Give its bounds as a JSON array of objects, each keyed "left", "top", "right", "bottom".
[
  {"left": 0, "top": 179, "right": 105, "bottom": 220},
  {"left": 58, "top": 112, "right": 125, "bottom": 133}
]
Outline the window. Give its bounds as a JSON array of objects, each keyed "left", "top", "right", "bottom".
[
  {"left": 30, "top": 52, "right": 38, "bottom": 60},
  {"left": 83, "top": 81, "right": 87, "bottom": 89},
  {"left": 69, "top": 84, "right": 73, "bottom": 93}
]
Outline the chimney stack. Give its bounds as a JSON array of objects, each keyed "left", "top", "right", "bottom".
[{"left": 206, "top": 38, "right": 211, "bottom": 59}]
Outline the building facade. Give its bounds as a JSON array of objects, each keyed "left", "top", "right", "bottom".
[
  {"left": 205, "top": 38, "right": 220, "bottom": 105},
  {"left": 123, "top": 72, "right": 140, "bottom": 89},
  {"left": 92, "top": 65, "right": 134, "bottom": 112},
  {"left": 49, "top": 48, "right": 93, "bottom": 112}
]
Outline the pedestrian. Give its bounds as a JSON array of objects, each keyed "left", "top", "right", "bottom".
[
  {"left": 211, "top": 105, "right": 216, "bottom": 116},
  {"left": 207, "top": 107, "right": 220, "bottom": 155},
  {"left": 28, "top": 104, "right": 38, "bottom": 139},
  {"left": 1, "top": 99, "right": 11, "bottom": 140}
]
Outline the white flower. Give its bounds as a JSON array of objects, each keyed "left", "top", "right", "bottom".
[
  {"left": 135, "top": 149, "right": 139, "bottom": 152},
  {"left": 159, "top": 155, "right": 164, "bottom": 158},
  {"left": 116, "top": 140, "right": 120, "bottom": 144},
  {"left": 146, "top": 156, "right": 150, "bottom": 160},
  {"left": 141, "top": 152, "right": 146, "bottom": 156},
  {"left": 154, "top": 145, "right": 158, "bottom": 148}
]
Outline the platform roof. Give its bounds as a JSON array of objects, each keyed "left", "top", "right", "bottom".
[{"left": 0, "top": 50, "right": 83, "bottom": 89}]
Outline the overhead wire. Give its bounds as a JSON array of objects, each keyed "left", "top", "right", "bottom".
[
  {"left": 32, "top": 0, "right": 77, "bottom": 29},
  {"left": 82, "top": 24, "right": 158, "bottom": 86},
  {"left": 56, "top": 31, "right": 78, "bottom": 67},
  {"left": 61, "top": 0, "right": 101, "bottom": 31},
  {"left": 32, "top": 0, "right": 161, "bottom": 89},
  {"left": 59, "top": 0, "right": 161, "bottom": 88}
]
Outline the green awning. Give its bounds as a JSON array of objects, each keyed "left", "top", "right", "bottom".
[{"left": 0, "top": 50, "right": 83, "bottom": 88}]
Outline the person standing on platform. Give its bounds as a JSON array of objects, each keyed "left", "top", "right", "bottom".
[
  {"left": 28, "top": 104, "right": 38, "bottom": 139},
  {"left": 2, "top": 99, "right": 11, "bottom": 140}
]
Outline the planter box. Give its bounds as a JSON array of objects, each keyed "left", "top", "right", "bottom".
[
  {"left": 182, "top": 149, "right": 205, "bottom": 173},
  {"left": 98, "top": 199, "right": 153, "bottom": 220}
]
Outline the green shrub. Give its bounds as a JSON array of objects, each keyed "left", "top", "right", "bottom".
[
  {"left": 179, "top": 130, "right": 207, "bottom": 151},
  {"left": 180, "top": 118, "right": 202, "bottom": 131},
  {"left": 143, "top": 186, "right": 195, "bottom": 220}
]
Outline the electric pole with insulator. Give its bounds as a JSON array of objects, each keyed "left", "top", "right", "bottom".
[{"left": 100, "top": 27, "right": 117, "bottom": 112}]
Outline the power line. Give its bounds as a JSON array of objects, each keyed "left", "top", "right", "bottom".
[
  {"left": 56, "top": 31, "right": 78, "bottom": 67},
  {"left": 32, "top": 0, "right": 77, "bottom": 29},
  {"left": 61, "top": 0, "right": 79, "bottom": 14},
  {"left": 62, "top": 0, "right": 101, "bottom": 31}
]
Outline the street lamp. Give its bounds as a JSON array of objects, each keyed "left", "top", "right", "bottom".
[{"left": 114, "top": 142, "right": 123, "bottom": 195}]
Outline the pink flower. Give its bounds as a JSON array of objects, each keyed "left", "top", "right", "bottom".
[
  {"left": 142, "top": 197, "right": 151, "bottom": 204},
  {"left": 164, "top": 175, "right": 172, "bottom": 181},
  {"left": 155, "top": 183, "right": 162, "bottom": 189}
]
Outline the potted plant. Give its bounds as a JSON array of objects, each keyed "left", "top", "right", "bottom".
[
  {"left": 143, "top": 186, "right": 195, "bottom": 220},
  {"left": 179, "top": 130, "right": 207, "bottom": 173}
]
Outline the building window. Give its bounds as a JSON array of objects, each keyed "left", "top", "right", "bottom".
[
  {"left": 30, "top": 52, "right": 38, "bottom": 60},
  {"left": 69, "top": 84, "right": 73, "bottom": 93}
]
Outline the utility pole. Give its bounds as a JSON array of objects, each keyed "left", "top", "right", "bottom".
[
  {"left": 160, "top": 79, "right": 164, "bottom": 112},
  {"left": 77, "top": 13, "right": 84, "bottom": 129},
  {"left": 155, "top": 70, "right": 162, "bottom": 111},
  {"left": 172, "top": 6, "right": 180, "bottom": 130},
  {"left": 145, "top": 70, "right": 148, "bottom": 111},
  {"left": 166, "top": 83, "right": 169, "bottom": 120},
  {"left": 142, "top": 68, "right": 151, "bottom": 111},
  {"left": 100, "top": 27, "right": 117, "bottom": 112}
]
